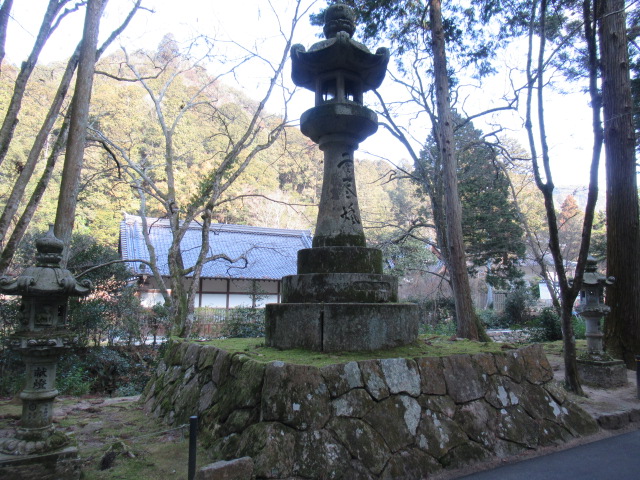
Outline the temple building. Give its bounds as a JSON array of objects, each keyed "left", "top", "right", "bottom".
[{"left": 119, "top": 214, "right": 311, "bottom": 309}]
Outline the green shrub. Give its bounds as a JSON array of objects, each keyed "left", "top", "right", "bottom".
[
  {"left": 407, "top": 296, "right": 457, "bottom": 332},
  {"left": 0, "top": 349, "right": 24, "bottom": 396},
  {"left": 421, "top": 319, "right": 457, "bottom": 336},
  {"left": 478, "top": 309, "right": 503, "bottom": 329},
  {"left": 528, "top": 310, "right": 587, "bottom": 343},
  {"left": 572, "top": 315, "right": 586, "bottom": 339},
  {"left": 61, "top": 347, "right": 157, "bottom": 396},
  {"left": 114, "top": 383, "right": 142, "bottom": 397},
  {"left": 0, "top": 300, "right": 23, "bottom": 396},
  {"left": 219, "top": 308, "right": 265, "bottom": 338},
  {"left": 498, "top": 287, "right": 536, "bottom": 328},
  {"left": 529, "top": 308, "right": 562, "bottom": 342},
  {"left": 57, "top": 359, "right": 92, "bottom": 396}
]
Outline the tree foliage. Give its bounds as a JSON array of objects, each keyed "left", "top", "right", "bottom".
[
  {"left": 420, "top": 115, "right": 526, "bottom": 288},
  {"left": 89, "top": 2, "right": 313, "bottom": 337},
  {"left": 0, "top": 0, "right": 143, "bottom": 273}
]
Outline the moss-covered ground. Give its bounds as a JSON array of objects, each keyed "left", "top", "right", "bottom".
[
  {"left": 542, "top": 339, "right": 588, "bottom": 358},
  {"left": 192, "top": 334, "right": 510, "bottom": 367},
  {"left": 0, "top": 396, "right": 212, "bottom": 479}
]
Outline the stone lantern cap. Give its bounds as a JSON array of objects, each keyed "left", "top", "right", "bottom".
[
  {"left": 0, "top": 225, "right": 92, "bottom": 297},
  {"left": 291, "top": 4, "right": 390, "bottom": 93},
  {"left": 581, "top": 256, "right": 614, "bottom": 287}
]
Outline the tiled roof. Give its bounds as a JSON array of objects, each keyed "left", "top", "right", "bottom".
[{"left": 120, "top": 214, "right": 312, "bottom": 280}]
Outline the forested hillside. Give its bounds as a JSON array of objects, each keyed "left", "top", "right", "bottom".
[
  {"left": 0, "top": 36, "right": 585, "bottom": 281},
  {"left": 0, "top": 48, "right": 421, "bottom": 243}
]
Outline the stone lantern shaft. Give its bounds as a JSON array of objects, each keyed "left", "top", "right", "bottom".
[
  {"left": 315, "top": 138, "right": 364, "bottom": 247},
  {"left": 290, "top": 4, "right": 388, "bottom": 249}
]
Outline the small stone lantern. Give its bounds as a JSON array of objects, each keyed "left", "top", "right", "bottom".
[
  {"left": 575, "top": 256, "right": 614, "bottom": 355},
  {"left": 0, "top": 226, "right": 91, "bottom": 455},
  {"left": 575, "top": 256, "right": 626, "bottom": 388}
]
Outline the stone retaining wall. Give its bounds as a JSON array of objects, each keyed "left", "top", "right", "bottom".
[{"left": 142, "top": 341, "right": 599, "bottom": 479}]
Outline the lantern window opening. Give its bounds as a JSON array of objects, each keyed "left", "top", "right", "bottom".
[
  {"left": 315, "top": 71, "right": 364, "bottom": 105},
  {"left": 320, "top": 77, "right": 337, "bottom": 103},
  {"left": 344, "top": 75, "right": 363, "bottom": 104}
]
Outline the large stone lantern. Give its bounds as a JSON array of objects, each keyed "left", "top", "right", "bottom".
[
  {"left": 575, "top": 256, "right": 626, "bottom": 387},
  {"left": 0, "top": 226, "right": 92, "bottom": 455},
  {"left": 266, "top": 4, "right": 419, "bottom": 352}
]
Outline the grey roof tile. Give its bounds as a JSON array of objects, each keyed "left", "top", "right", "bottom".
[{"left": 120, "top": 214, "right": 311, "bottom": 280}]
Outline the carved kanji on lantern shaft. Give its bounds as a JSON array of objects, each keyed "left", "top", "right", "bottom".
[{"left": 265, "top": 4, "right": 418, "bottom": 352}]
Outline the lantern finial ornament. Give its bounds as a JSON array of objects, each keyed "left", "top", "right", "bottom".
[
  {"left": 323, "top": 3, "right": 356, "bottom": 39},
  {"left": 35, "top": 224, "right": 64, "bottom": 266}
]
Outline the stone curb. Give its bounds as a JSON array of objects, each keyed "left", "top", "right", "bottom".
[
  {"left": 596, "top": 408, "right": 640, "bottom": 430},
  {"left": 196, "top": 457, "right": 254, "bottom": 480}
]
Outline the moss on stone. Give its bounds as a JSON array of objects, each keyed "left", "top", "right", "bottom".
[{"left": 196, "top": 335, "right": 505, "bottom": 367}]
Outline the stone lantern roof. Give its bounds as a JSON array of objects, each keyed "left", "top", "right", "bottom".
[
  {"left": 0, "top": 225, "right": 92, "bottom": 297},
  {"left": 291, "top": 4, "right": 390, "bottom": 93},
  {"left": 581, "top": 256, "right": 614, "bottom": 287}
]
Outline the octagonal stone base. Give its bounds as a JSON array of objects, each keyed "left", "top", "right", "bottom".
[
  {"left": 281, "top": 273, "right": 398, "bottom": 303},
  {"left": 265, "top": 302, "right": 419, "bottom": 352},
  {"left": 577, "top": 358, "right": 628, "bottom": 388},
  {"left": 297, "top": 247, "right": 383, "bottom": 274}
]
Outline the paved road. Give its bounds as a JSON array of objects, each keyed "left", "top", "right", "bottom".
[{"left": 461, "top": 430, "right": 640, "bottom": 479}]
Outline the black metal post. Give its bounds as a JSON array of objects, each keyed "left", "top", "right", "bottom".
[
  {"left": 635, "top": 356, "right": 640, "bottom": 400},
  {"left": 188, "top": 415, "right": 198, "bottom": 480}
]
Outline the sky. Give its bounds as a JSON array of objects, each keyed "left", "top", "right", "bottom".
[{"left": 4, "top": 0, "right": 605, "bottom": 192}]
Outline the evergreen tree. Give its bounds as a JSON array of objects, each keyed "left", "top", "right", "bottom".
[{"left": 419, "top": 115, "right": 526, "bottom": 289}]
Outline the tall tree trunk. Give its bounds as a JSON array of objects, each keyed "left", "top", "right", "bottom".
[
  {"left": 599, "top": 0, "right": 640, "bottom": 369},
  {"left": 0, "top": 1, "right": 139, "bottom": 272},
  {"left": 0, "top": 0, "right": 67, "bottom": 166},
  {"left": 0, "top": 0, "right": 13, "bottom": 70},
  {"left": 54, "top": 0, "right": 105, "bottom": 264},
  {"left": 0, "top": 116, "right": 69, "bottom": 274},
  {"left": 0, "top": 44, "right": 81, "bottom": 246},
  {"left": 430, "top": 0, "right": 479, "bottom": 340},
  {"left": 523, "top": 0, "right": 606, "bottom": 395}
]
